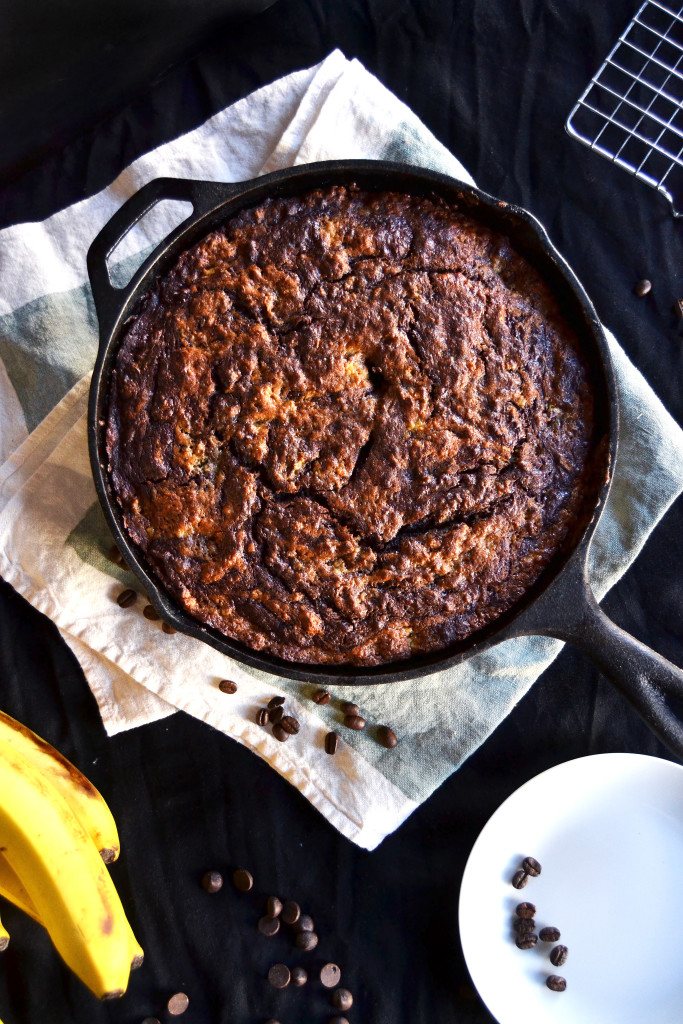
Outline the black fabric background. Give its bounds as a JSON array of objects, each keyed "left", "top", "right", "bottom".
[{"left": 0, "top": 2, "right": 682, "bottom": 1022}]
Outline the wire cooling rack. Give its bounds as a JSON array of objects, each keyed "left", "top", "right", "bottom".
[{"left": 566, "top": 1, "right": 683, "bottom": 216}]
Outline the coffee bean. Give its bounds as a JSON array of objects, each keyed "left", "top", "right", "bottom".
[
  {"left": 332, "top": 988, "right": 354, "bottom": 1011},
  {"left": 634, "top": 278, "right": 652, "bottom": 297},
  {"left": 280, "top": 715, "right": 300, "bottom": 735},
  {"left": 232, "top": 868, "right": 253, "bottom": 892},
  {"left": 272, "top": 724, "right": 289, "bottom": 742},
  {"left": 218, "top": 679, "right": 238, "bottom": 694},
  {"left": 161, "top": 621, "right": 177, "bottom": 634},
  {"left": 107, "top": 544, "right": 124, "bottom": 565},
  {"left": 325, "top": 731, "right": 339, "bottom": 755},
  {"left": 313, "top": 689, "right": 331, "bottom": 704},
  {"left": 522, "top": 856, "right": 542, "bottom": 876},
  {"left": 293, "top": 914, "right": 314, "bottom": 933},
  {"left": 256, "top": 708, "right": 270, "bottom": 726},
  {"left": 539, "top": 926, "right": 561, "bottom": 942},
  {"left": 143, "top": 604, "right": 160, "bottom": 621},
  {"left": 201, "top": 870, "right": 223, "bottom": 893},
  {"left": 515, "top": 933, "right": 538, "bottom": 950},
  {"left": 258, "top": 915, "right": 280, "bottom": 937},
  {"left": 515, "top": 902, "right": 536, "bottom": 919},
  {"left": 167, "top": 992, "right": 189, "bottom": 1015},
  {"left": 270, "top": 706, "right": 284, "bottom": 725},
  {"left": 344, "top": 714, "right": 365, "bottom": 731},
  {"left": 281, "top": 901, "right": 301, "bottom": 925},
  {"left": 116, "top": 588, "right": 137, "bottom": 608},
  {"left": 550, "top": 944, "right": 569, "bottom": 967},
  {"left": 268, "top": 963, "right": 290, "bottom": 989},
  {"left": 268, "top": 696, "right": 286, "bottom": 709},
  {"left": 675, "top": 298, "right": 683, "bottom": 320},
  {"left": 320, "top": 963, "right": 342, "bottom": 988},
  {"left": 513, "top": 917, "right": 535, "bottom": 935},
  {"left": 267, "top": 896, "right": 283, "bottom": 918},
  {"left": 376, "top": 725, "right": 398, "bottom": 748},
  {"left": 295, "top": 931, "right": 319, "bottom": 951},
  {"left": 340, "top": 701, "right": 360, "bottom": 715},
  {"left": 291, "top": 967, "right": 308, "bottom": 986},
  {"left": 546, "top": 975, "right": 567, "bottom": 992},
  {"left": 511, "top": 869, "right": 528, "bottom": 889}
]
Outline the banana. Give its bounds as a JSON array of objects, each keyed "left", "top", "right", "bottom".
[
  {"left": 0, "top": 910, "right": 8, "bottom": 951},
  {"left": 0, "top": 853, "right": 40, "bottom": 923},
  {"left": 0, "top": 743, "right": 138, "bottom": 999},
  {"left": 0, "top": 711, "right": 119, "bottom": 864}
]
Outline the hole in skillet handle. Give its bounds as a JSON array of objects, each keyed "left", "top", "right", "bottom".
[{"left": 105, "top": 198, "right": 194, "bottom": 289}]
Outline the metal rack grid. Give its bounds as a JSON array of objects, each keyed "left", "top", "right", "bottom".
[{"left": 566, "top": 1, "right": 683, "bottom": 217}]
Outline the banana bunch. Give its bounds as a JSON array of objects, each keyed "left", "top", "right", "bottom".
[{"left": 0, "top": 710, "right": 142, "bottom": 1000}]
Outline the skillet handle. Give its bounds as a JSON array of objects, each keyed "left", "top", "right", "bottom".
[{"left": 87, "top": 176, "right": 242, "bottom": 338}]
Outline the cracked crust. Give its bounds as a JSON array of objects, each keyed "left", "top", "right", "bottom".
[{"left": 106, "top": 185, "right": 596, "bottom": 665}]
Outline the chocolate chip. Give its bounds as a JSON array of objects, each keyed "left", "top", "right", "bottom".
[
  {"left": 293, "top": 914, "right": 314, "bottom": 933},
  {"left": 268, "top": 696, "right": 286, "bottom": 709},
  {"left": 332, "top": 988, "right": 354, "bottom": 1011},
  {"left": 522, "top": 856, "right": 542, "bottom": 876},
  {"left": 539, "top": 926, "right": 561, "bottom": 942},
  {"left": 218, "top": 679, "right": 238, "bottom": 694},
  {"left": 200, "top": 870, "right": 223, "bottom": 893},
  {"left": 320, "top": 963, "right": 342, "bottom": 987},
  {"left": 256, "top": 708, "right": 270, "bottom": 726},
  {"left": 550, "top": 944, "right": 569, "bottom": 967},
  {"left": 340, "top": 701, "right": 360, "bottom": 715},
  {"left": 295, "top": 931, "right": 318, "bottom": 950},
  {"left": 267, "top": 896, "right": 282, "bottom": 918},
  {"left": 116, "top": 588, "right": 137, "bottom": 608},
  {"left": 513, "top": 917, "right": 535, "bottom": 934},
  {"left": 376, "top": 725, "right": 398, "bottom": 748},
  {"left": 267, "top": 963, "right": 290, "bottom": 989},
  {"left": 167, "top": 992, "right": 189, "bottom": 1015},
  {"left": 344, "top": 714, "right": 365, "bottom": 731},
  {"left": 511, "top": 869, "right": 528, "bottom": 889},
  {"left": 291, "top": 966, "right": 308, "bottom": 986},
  {"left": 515, "top": 902, "right": 535, "bottom": 919},
  {"left": 143, "top": 604, "right": 160, "bottom": 621},
  {"left": 515, "top": 933, "right": 538, "bottom": 949},
  {"left": 634, "top": 278, "right": 652, "bottom": 297},
  {"left": 325, "top": 731, "right": 339, "bottom": 755},
  {"left": 272, "top": 723, "right": 289, "bottom": 742},
  {"left": 280, "top": 715, "right": 300, "bottom": 735},
  {"left": 312, "top": 689, "right": 331, "bottom": 704},
  {"left": 232, "top": 868, "right": 253, "bottom": 892},
  {"left": 258, "top": 915, "right": 280, "bottom": 937},
  {"left": 270, "top": 706, "right": 284, "bottom": 725},
  {"left": 546, "top": 975, "right": 567, "bottom": 992},
  {"left": 281, "top": 901, "right": 300, "bottom": 925},
  {"left": 161, "top": 621, "right": 177, "bottom": 634}
]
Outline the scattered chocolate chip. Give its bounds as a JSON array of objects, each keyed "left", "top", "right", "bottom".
[
  {"left": 522, "top": 856, "right": 542, "bottom": 876},
  {"left": 268, "top": 963, "right": 291, "bottom": 989},
  {"left": 511, "top": 869, "right": 529, "bottom": 889},
  {"left": 267, "top": 896, "right": 282, "bottom": 918},
  {"left": 344, "top": 714, "right": 366, "bottom": 731},
  {"left": 634, "top": 278, "right": 652, "bottom": 297},
  {"left": 515, "top": 933, "right": 538, "bottom": 949},
  {"left": 376, "top": 725, "right": 398, "bottom": 748},
  {"left": 332, "top": 988, "right": 354, "bottom": 1011},
  {"left": 143, "top": 604, "right": 160, "bottom": 621},
  {"left": 116, "top": 588, "right": 137, "bottom": 608},
  {"left": 280, "top": 715, "right": 300, "bottom": 735},
  {"left": 256, "top": 708, "right": 270, "bottom": 726},
  {"left": 258, "top": 915, "right": 281, "bottom": 937},
  {"left": 167, "top": 992, "right": 189, "bottom": 1015},
  {"left": 232, "top": 868, "right": 254, "bottom": 892},
  {"left": 161, "top": 621, "right": 177, "bottom": 634},
  {"left": 515, "top": 902, "right": 536, "bottom": 919},
  {"left": 268, "top": 696, "right": 286, "bottom": 709},
  {"left": 291, "top": 967, "right": 308, "bottom": 987},
  {"left": 293, "top": 914, "right": 314, "bottom": 933},
  {"left": 312, "top": 689, "right": 331, "bottom": 704},
  {"left": 200, "top": 870, "right": 223, "bottom": 893},
  {"left": 281, "top": 901, "right": 301, "bottom": 925},
  {"left": 218, "top": 679, "right": 238, "bottom": 694},
  {"left": 675, "top": 298, "right": 683, "bottom": 320},
  {"left": 513, "top": 917, "right": 535, "bottom": 935},
  {"left": 270, "top": 706, "right": 285, "bottom": 725},
  {"left": 340, "top": 701, "right": 360, "bottom": 715},
  {"left": 546, "top": 975, "right": 566, "bottom": 992},
  {"left": 325, "top": 731, "right": 339, "bottom": 755},
  {"left": 550, "top": 944, "right": 569, "bottom": 967},
  {"left": 295, "top": 931, "right": 319, "bottom": 951},
  {"left": 539, "top": 926, "right": 561, "bottom": 942},
  {"left": 272, "top": 723, "right": 289, "bottom": 742},
  {"left": 320, "top": 963, "right": 342, "bottom": 988}
]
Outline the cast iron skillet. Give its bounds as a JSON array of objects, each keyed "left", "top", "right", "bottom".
[{"left": 87, "top": 160, "right": 683, "bottom": 757}]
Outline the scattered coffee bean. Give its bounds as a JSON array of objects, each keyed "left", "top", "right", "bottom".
[
  {"left": 546, "top": 975, "right": 567, "bottom": 992},
  {"left": 258, "top": 915, "right": 281, "bottom": 937},
  {"left": 268, "top": 696, "right": 286, "bottom": 709},
  {"left": 161, "top": 621, "right": 177, "bottom": 634},
  {"left": 116, "top": 588, "right": 137, "bottom": 608},
  {"left": 634, "top": 278, "right": 652, "bottom": 297},
  {"left": 675, "top": 298, "right": 683, "bottom": 320},
  {"left": 515, "top": 933, "right": 538, "bottom": 950},
  {"left": 218, "top": 679, "right": 238, "bottom": 694},
  {"left": 511, "top": 869, "right": 529, "bottom": 889},
  {"left": 272, "top": 723, "right": 289, "bottom": 742},
  {"left": 340, "top": 701, "right": 360, "bottom": 715},
  {"left": 513, "top": 917, "right": 535, "bottom": 935},
  {"left": 167, "top": 992, "right": 189, "bottom": 1015},
  {"left": 200, "top": 870, "right": 223, "bottom": 893},
  {"left": 256, "top": 708, "right": 270, "bottom": 727},
  {"left": 325, "top": 731, "right": 339, "bottom": 755},
  {"left": 295, "top": 930, "right": 319, "bottom": 951},
  {"left": 293, "top": 914, "right": 315, "bottom": 933},
  {"left": 268, "top": 963, "right": 291, "bottom": 989},
  {"left": 344, "top": 714, "right": 366, "bottom": 731},
  {"left": 291, "top": 966, "right": 308, "bottom": 987},
  {"left": 143, "top": 604, "right": 160, "bottom": 621},
  {"left": 267, "top": 896, "right": 283, "bottom": 918},
  {"left": 280, "top": 715, "right": 300, "bottom": 735},
  {"left": 107, "top": 544, "right": 124, "bottom": 565},
  {"left": 331, "top": 988, "right": 354, "bottom": 1011},
  {"left": 320, "top": 963, "right": 342, "bottom": 988},
  {"left": 281, "top": 901, "right": 301, "bottom": 925},
  {"left": 232, "top": 868, "right": 254, "bottom": 892},
  {"left": 550, "top": 944, "right": 569, "bottom": 967},
  {"left": 515, "top": 902, "right": 536, "bottom": 919},
  {"left": 539, "top": 926, "right": 561, "bottom": 942},
  {"left": 522, "top": 856, "right": 542, "bottom": 876},
  {"left": 376, "top": 725, "right": 398, "bottom": 748},
  {"left": 313, "top": 689, "right": 332, "bottom": 704},
  {"left": 270, "top": 706, "right": 285, "bottom": 725}
]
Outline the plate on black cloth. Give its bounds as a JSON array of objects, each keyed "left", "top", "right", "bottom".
[{"left": 459, "top": 753, "right": 683, "bottom": 1024}]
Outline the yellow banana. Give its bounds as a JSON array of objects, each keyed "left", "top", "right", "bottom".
[
  {"left": 0, "top": 910, "right": 8, "bottom": 951},
  {"left": 0, "top": 711, "right": 119, "bottom": 864},
  {"left": 0, "top": 743, "right": 139, "bottom": 999}
]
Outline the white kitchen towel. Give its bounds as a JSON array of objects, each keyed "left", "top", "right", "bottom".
[{"left": 1, "top": 51, "right": 683, "bottom": 850}]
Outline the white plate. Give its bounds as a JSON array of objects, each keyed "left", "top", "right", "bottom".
[{"left": 459, "top": 753, "right": 683, "bottom": 1024}]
